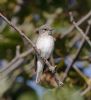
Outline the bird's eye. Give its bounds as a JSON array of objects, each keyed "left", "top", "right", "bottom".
[
  {"left": 35, "top": 29, "right": 39, "bottom": 34},
  {"left": 43, "top": 28, "right": 47, "bottom": 31}
]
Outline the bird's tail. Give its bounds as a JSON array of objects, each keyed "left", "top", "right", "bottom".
[{"left": 36, "top": 59, "right": 44, "bottom": 83}]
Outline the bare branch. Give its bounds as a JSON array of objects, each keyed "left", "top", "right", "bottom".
[
  {"left": 63, "top": 10, "right": 91, "bottom": 37},
  {"left": 69, "top": 12, "right": 91, "bottom": 47},
  {"left": 0, "top": 13, "right": 63, "bottom": 86},
  {"left": 62, "top": 19, "right": 91, "bottom": 82},
  {"left": 0, "top": 48, "right": 33, "bottom": 74},
  {"left": 16, "top": 45, "right": 20, "bottom": 57},
  {"left": 81, "top": 86, "right": 91, "bottom": 96},
  {"left": 78, "top": 56, "right": 91, "bottom": 62},
  {"left": 73, "top": 65, "right": 88, "bottom": 84}
]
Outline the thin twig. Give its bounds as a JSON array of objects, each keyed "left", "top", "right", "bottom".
[
  {"left": 73, "top": 65, "right": 88, "bottom": 83},
  {"left": 4, "top": 58, "right": 24, "bottom": 76},
  {"left": 62, "top": 10, "right": 91, "bottom": 38},
  {"left": 78, "top": 56, "right": 91, "bottom": 62},
  {"left": 62, "top": 19, "right": 91, "bottom": 82},
  {"left": 0, "top": 48, "right": 33, "bottom": 74},
  {"left": 69, "top": 12, "right": 91, "bottom": 47},
  {"left": 20, "top": 48, "right": 33, "bottom": 58},
  {"left": 81, "top": 86, "right": 91, "bottom": 96},
  {"left": 0, "top": 47, "right": 33, "bottom": 80},
  {"left": 16, "top": 45, "right": 20, "bottom": 57}
]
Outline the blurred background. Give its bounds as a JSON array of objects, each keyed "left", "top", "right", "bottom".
[{"left": 0, "top": 0, "right": 91, "bottom": 100}]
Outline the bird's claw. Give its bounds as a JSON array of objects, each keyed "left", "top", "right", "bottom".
[
  {"left": 58, "top": 81, "right": 63, "bottom": 86},
  {"left": 49, "top": 66, "right": 55, "bottom": 73}
]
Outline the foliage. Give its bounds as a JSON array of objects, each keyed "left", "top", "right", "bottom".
[
  {"left": 43, "top": 86, "right": 84, "bottom": 100},
  {"left": 0, "top": 0, "right": 91, "bottom": 100}
]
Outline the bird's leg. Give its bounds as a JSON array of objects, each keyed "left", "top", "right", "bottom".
[
  {"left": 49, "top": 66, "right": 55, "bottom": 73},
  {"left": 37, "top": 48, "right": 41, "bottom": 55},
  {"left": 37, "top": 50, "right": 55, "bottom": 74},
  {"left": 36, "top": 59, "right": 43, "bottom": 83}
]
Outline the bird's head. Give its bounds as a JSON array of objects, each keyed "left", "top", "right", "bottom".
[{"left": 35, "top": 24, "right": 53, "bottom": 35}]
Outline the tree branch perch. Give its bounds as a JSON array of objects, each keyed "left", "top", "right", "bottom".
[{"left": 0, "top": 12, "right": 63, "bottom": 86}]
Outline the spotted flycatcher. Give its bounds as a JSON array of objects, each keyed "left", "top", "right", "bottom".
[{"left": 35, "top": 24, "right": 55, "bottom": 83}]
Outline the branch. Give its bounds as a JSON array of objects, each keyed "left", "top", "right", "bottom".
[
  {"left": 1, "top": 13, "right": 55, "bottom": 72},
  {"left": 16, "top": 45, "right": 20, "bottom": 57},
  {"left": 0, "top": 13, "right": 53, "bottom": 72},
  {"left": 81, "top": 86, "right": 91, "bottom": 96},
  {"left": 0, "top": 48, "right": 33, "bottom": 74},
  {"left": 73, "top": 65, "right": 88, "bottom": 83},
  {"left": 0, "top": 47, "right": 34, "bottom": 81},
  {"left": 78, "top": 56, "right": 91, "bottom": 62},
  {"left": 62, "top": 19, "right": 91, "bottom": 82},
  {"left": 69, "top": 12, "right": 91, "bottom": 47},
  {"left": 0, "top": 13, "right": 63, "bottom": 86},
  {"left": 62, "top": 10, "right": 91, "bottom": 38}
]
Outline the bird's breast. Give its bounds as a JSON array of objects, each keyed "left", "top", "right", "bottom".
[{"left": 36, "top": 35, "right": 54, "bottom": 59}]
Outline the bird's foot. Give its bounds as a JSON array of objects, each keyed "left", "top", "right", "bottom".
[
  {"left": 49, "top": 66, "right": 55, "bottom": 73},
  {"left": 58, "top": 81, "right": 63, "bottom": 86}
]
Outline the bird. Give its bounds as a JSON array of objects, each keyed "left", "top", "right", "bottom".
[{"left": 35, "top": 24, "right": 55, "bottom": 83}]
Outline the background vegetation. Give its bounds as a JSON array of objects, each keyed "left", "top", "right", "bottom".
[{"left": 0, "top": 0, "right": 91, "bottom": 100}]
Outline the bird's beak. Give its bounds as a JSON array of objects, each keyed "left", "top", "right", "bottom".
[
  {"left": 50, "top": 29, "right": 54, "bottom": 32},
  {"left": 49, "top": 29, "right": 54, "bottom": 35}
]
